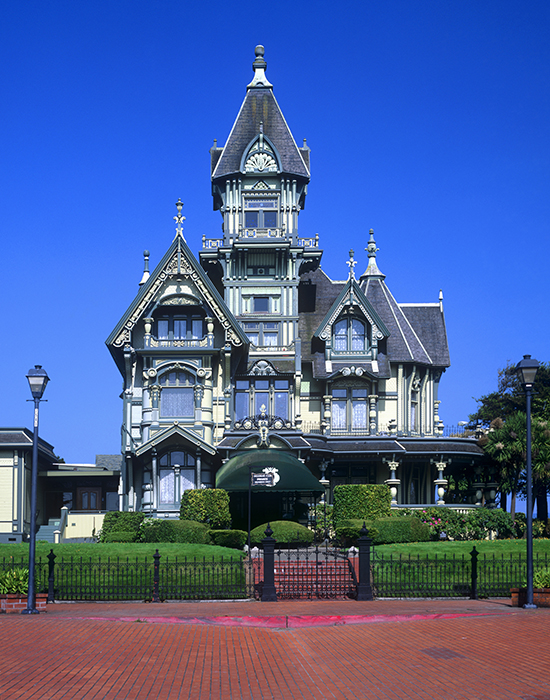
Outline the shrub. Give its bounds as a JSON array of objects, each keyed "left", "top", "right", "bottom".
[
  {"left": 250, "top": 521, "right": 314, "bottom": 547},
  {"left": 180, "top": 489, "right": 231, "bottom": 529},
  {"left": 210, "top": 529, "right": 248, "bottom": 549},
  {"left": 98, "top": 512, "right": 146, "bottom": 543},
  {"left": 141, "top": 518, "right": 177, "bottom": 543},
  {"left": 534, "top": 567, "right": 550, "bottom": 588},
  {"left": 411, "top": 507, "right": 517, "bottom": 541},
  {"left": 332, "top": 484, "right": 391, "bottom": 525},
  {"left": 101, "top": 531, "right": 136, "bottom": 543},
  {"left": 335, "top": 517, "right": 429, "bottom": 546},
  {"left": 0, "top": 567, "right": 30, "bottom": 594},
  {"left": 172, "top": 520, "right": 211, "bottom": 544},
  {"left": 335, "top": 520, "right": 379, "bottom": 547},
  {"left": 533, "top": 519, "right": 550, "bottom": 539}
]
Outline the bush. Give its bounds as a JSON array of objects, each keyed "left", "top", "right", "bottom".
[
  {"left": 172, "top": 520, "right": 211, "bottom": 544},
  {"left": 98, "top": 512, "right": 145, "bottom": 543},
  {"left": 0, "top": 567, "right": 30, "bottom": 594},
  {"left": 533, "top": 519, "right": 550, "bottom": 539},
  {"left": 141, "top": 518, "right": 177, "bottom": 543},
  {"left": 250, "top": 521, "right": 314, "bottom": 547},
  {"left": 335, "top": 517, "right": 429, "bottom": 546},
  {"left": 411, "top": 507, "right": 517, "bottom": 541},
  {"left": 210, "top": 529, "right": 248, "bottom": 549},
  {"left": 101, "top": 531, "right": 136, "bottom": 543},
  {"left": 180, "top": 489, "right": 231, "bottom": 529},
  {"left": 534, "top": 567, "right": 550, "bottom": 588},
  {"left": 332, "top": 484, "right": 391, "bottom": 524}
]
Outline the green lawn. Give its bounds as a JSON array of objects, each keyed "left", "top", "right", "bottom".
[
  {"left": 375, "top": 538, "right": 550, "bottom": 559},
  {"left": 0, "top": 541, "right": 245, "bottom": 564}
]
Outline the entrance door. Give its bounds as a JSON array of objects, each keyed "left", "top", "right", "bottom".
[{"left": 76, "top": 487, "right": 102, "bottom": 510}]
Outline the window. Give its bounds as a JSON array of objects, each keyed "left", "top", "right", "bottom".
[
  {"left": 159, "top": 370, "right": 194, "bottom": 418},
  {"left": 235, "top": 378, "right": 290, "bottom": 421},
  {"left": 244, "top": 322, "right": 278, "bottom": 346},
  {"left": 332, "top": 387, "right": 368, "bottom": 433},
  {"left": 159, "top": 451, "right": 196, "bottom": 504},
  {"left": 333, "top": 318, "right": 368, "bottom": 352},
  {"left": 155, "top": 309, "right": 204, "bottom": 340},
  {"left": 244, "top": 198, "right": 278, "bottom": 229},
  {"left": 253, "top": 297, "right": 269, "bottom": 313}
]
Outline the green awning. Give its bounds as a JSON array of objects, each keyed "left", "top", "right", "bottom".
[{"left": 216, "top": 450, "right": 323, "bottom": 493}]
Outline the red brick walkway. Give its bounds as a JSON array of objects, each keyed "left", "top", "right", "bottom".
[{"left": 1, "top": 600, "right": 548, "bottom": 699}]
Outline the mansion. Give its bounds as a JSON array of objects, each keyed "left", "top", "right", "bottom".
[{"left": 0, "top": 46, "right": 484, "bottom": 541}]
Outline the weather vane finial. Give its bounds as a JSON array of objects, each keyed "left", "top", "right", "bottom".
[
  {"left": 174, "top": 199, "right": 186, "bottom": 237},
  {"left": 346, "top": 249, "right": 357, "bottom": 279}
]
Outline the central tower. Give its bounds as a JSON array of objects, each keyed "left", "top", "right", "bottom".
[{"left": 201, "top": 45, "right": 322, "bottom": 427}]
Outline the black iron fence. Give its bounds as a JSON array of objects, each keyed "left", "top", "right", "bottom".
[{"left": 1, "top": 536, "right": 548, "bottom": 602}]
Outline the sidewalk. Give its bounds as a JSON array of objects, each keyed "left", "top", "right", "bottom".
[{"left": 1, "top": 599, "right": 548, "bottom": 700}]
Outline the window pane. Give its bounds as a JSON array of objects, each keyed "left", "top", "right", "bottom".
[
  {"left": 161, "top": 388, "right": 194, "bottom": 417},
  {"left": 236, "top": 380, "right": 249, "bottom": 390},
  {"left": 255, "top": 392, "right": 269, "bottom": 414},
  {"left": 264, "top": 211, "right": 277, "bottom": 228},
  {"left": 245, "top": 211, "right": 258, "bottom": 228},
  {"left": 254, "top": 297, "right": 269, "bottom": 312},
  {"left": 352, "top": 400, "right": 367, "bottom": 428},
  {"left": 332, "top": 389, "right": 347, "bottom": 398},
  {"left": 181, "top": 469, "right": 195, "bottom": 491},
  {"left": 192, "top": 319, "right": 203, "bottom": 339},
  {"left": 274, "top": 392, "right": 288, "bottom": 419},
  {"left": 263, "top": 332, "right": 278, "bottom": 346},
  {"left": 352, "top": 389, "right": 368, "bottom": 398},
  {"left": 255, "top": 380, "right": 269, "bottom": 390},
  {"left": 351, "top": 319, "right": 365, "bottom": 351},
  {"left": 235, "top": 392, "right": 249, "bottom": 420},
  {"left": 158, "top": 320, "right": 169, "bottom": 339},
  {"left": 160, "top": 470, "right": 175, "bottom": 504},
  {"left": 332, "top": 401, "right": 347, "bottom": 429},
  {"left": 174, "top": 319, "right": 186, "bottom": 339},
  {"left": 274, "top": 380, "right": 289, "bottom": 390},
  {"left": 171, "top": 451, "right": 185, "bottom": 466},
  {"left": 246, "top": 332, "right": 259, "bottom": 345},
  {"left": 334, "top": 320, "right": 347, "bottom": 351},
  {"left": 90, "top": 492, "right": 97, "bottom": 509}
]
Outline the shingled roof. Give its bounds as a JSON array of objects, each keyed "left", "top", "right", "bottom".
[{"left": 211, "top": 47, "right": 310, "bottom": 181}]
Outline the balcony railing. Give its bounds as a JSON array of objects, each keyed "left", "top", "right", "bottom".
[{"left": 145, "top": 336, "right": 213, "bottom": 349}]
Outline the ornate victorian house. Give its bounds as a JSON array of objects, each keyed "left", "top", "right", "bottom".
[{"left": 106, "top": 46, "right": 483, "bottom": 528}]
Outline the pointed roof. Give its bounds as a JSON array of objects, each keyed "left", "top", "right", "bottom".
[
  {"left": 211, "top": 46, "right": 310, "bottom": 181},
  {"left": 106, "top": 207, "right": 249, "bottom": 371},
  {"left": 135, "top": 423, "right": 217, "bottom": 457}
]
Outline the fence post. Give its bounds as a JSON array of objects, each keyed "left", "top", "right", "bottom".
[
  {"left": 470, "top": 546, "right": 478, "bottom": 600},
  {"left": 152, "top": 549, "right": 160, "bottom": 603},
  {"left": 356, "top": 523, "right": 373, "bottom": 601},
  {"left": 47, "top": 549, "right": 56, "bottom": 603},
  {"left": 261, "top": 524, "right": 277, "bottom": 602}
]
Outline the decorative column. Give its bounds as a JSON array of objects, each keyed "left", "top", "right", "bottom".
[
  {"left": 144, "top": 318, "right": 153, "bottom": 348},
  {"left": 150, "top": 385, "right": 160, "bottom": 428},
  {"left": 433, "top": 400, "right": 443, "bottom": 436},
  {"left": 205, "top": 317, "right": 214, "bottom": 348},
  {"left": 194, "top": 384, "right": 205, "bottom": 431},
  {"left": 384, "top": 460, "right": 400, "bottom": 506},
  {"left": 368, "top": 394, "right": 378, "bottom": 435},
  {"left": 322, "top": 395, "right": 331, "bottom": 435},
  {"left": 174, "top": 466, "right": 181, "bottom": 505},
  {"left": 196, "top": 452, "right": 202, "bottom": 489},
  {"left": 434, "top": 461, "right": 448, "bottom": 505},
  {"left": 151, "top": 449, "right": 158, "bottom": 512}
]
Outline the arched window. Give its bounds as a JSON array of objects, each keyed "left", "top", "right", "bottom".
[
  {"left": 159, "top": 370, "right": 195, "bottom": 418},
  {"left": 333, "top": 318, "right": 367, "bottom": 352}
]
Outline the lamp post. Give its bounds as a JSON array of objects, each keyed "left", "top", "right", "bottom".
[
  {"left": 516, "top": 354, "right": 539, "bottom": 609},
  {"left": 23, "top": 365, "right": 49, "bottom": 615}
]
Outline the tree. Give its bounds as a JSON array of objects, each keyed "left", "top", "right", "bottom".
[{"left": 469, "top": 361, "right": 550, "bottom": 428}]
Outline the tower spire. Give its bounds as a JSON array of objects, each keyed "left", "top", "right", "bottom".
[
  {"left": 360, "top": 229, "right": 385, "bottom": 281},
  {"left": 173, "top": 198, "right": 186, "bottom": 240},
  {"left": 247, "top": 45, "right": 273, "bottom": 89}
]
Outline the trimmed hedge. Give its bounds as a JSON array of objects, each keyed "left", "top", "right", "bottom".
[
  {"left": 98, "top": 512, "right": 146, "bottom": 543},
  {"left": 250, "top": 521, "right": 314, "bottom": 547},
  {"left": 101, "top": 531, "right": 136, "bottom": 544},
  {"left": 210, "top": 529, "right": 248, "bottom": 549},
  {"left": 332, "top": 484, "right": 391, "bottom": 524},
  {"left": 180, "top": 489, "right": 231, "bottom": 529},
  {"left": 140, "top": 518, "right": 211, "bottom": 544},
  {"left": 335, "top": 517, "right": 430, "bottom": 546}
]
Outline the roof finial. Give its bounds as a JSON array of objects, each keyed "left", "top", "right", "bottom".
[
  {"left": 346, "top": 249, "right": 357, "bottom": 280},
  {"left": 139, "top": 250, "right": 150, "bottom": 286},
  {"left": 173, "top": 198, "right": 186, "bottom": 239},
  {"left": 248, "top": 45, "right": 273, "bottom": 89},
  {"left": 360, "top": 229, "right": 386, "bottom": 281}
]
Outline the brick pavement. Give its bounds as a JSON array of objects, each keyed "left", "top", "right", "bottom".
[{"left": 0, "top": 600, "right": 548, "bottom": 699}]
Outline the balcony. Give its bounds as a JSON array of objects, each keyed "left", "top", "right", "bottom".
[{"left": 144, "top": 336, "right": 214, "bottom": 350}]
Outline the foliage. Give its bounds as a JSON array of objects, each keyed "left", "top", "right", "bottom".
[
  {"left": 336, "top": 517, "right": 429, "bottom": 546},
  {"left": 532, "top": 519, "right": 550, "bottom": 539},
  {"left": 533, "top": 567, "right": 550, "bottom": 588},
  {"left": 308, "top": 503, "right": 334, "bottom": 540},
  {"left": 407, "top": 507, "right": 517, "bottom": 541},
  {"left": 469, "top": 361, "right": 550, "bottom": 427},
  {"left": 209, "top": 530, "right": 248, "bottom": 549},
  {"left": 101, "top": 531, "right": 136, "bottom": 543},
  {"left": 332, "top": 484, "right": 391, "bottom": 524},
  {"left": 98, "top": 512, "right": 146, "bottom": 543},
  {"left": 250, "top": 521, "right": 314, "bottom": 547},
  {"left": 171, "top": 520, "right": 212, "bottom": 544},
  {"left": 180, "top": 489, "right": 231, "bottom": 529},
  {"left": 0, "top": 567, "right": 30, "bottom": 594},
  {"left": 141, "top": 518, "right": 178, "bottom": 543}
]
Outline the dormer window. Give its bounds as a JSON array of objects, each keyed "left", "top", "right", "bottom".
[
  {"left": 334, "top": 318, "right": 367, "bottom": 352},
  {"left": 155, "top": 307, "right": 205, "bottom": 341},
  {"left": 244, "top": 198, "right": 278, "bottom": 229}
]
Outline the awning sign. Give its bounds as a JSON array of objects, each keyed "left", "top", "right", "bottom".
[{"left": 251, "top": 467, "right": 280, "bottom": 487}]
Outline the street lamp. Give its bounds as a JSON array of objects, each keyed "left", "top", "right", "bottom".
[
  {"left": 516, "top": 354, "right": 539, "bottom": 610},
  {"left": 23, "top": 365, "right": 49, "bottom": 615}
]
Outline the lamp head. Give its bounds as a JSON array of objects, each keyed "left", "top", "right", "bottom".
[
  {"left": 26, "top": 365, "right": 50, "bottom": 399},
  {"left": 516, "top": 355, "right": 540, "bottom": 388}
]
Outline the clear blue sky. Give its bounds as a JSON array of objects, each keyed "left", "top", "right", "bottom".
[{"left": 1, "top": 0, "right": 548, "bottom": 464}]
